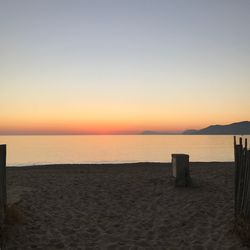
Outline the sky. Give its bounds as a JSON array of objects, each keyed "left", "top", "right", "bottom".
[{"left": 1, "top": 0, "right": 250, "bottom": 134}]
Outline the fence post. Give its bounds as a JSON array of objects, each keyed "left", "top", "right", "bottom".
[
  {"left": 172, "top": 154, "right": 191, "bottom": 187},
  {"left": 234, "top": 137, "right": 250, "bottom": 245},
  {"left": 0, "top": 144, "right": 7, "bottom": 227}
]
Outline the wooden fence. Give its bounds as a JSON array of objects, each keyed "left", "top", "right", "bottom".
[
  {"left": 0, "top": 145, "right": 6, "bottom": 228},
  {"left": 234, "top": 136, "right": 250, "bottom": 243}
]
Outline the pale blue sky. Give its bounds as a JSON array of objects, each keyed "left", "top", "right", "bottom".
[{"left": 1, "top": 0, "right": 250, "bottom": 133}]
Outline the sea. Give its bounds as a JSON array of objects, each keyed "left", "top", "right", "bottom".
[{"left": 0, "top": 135, "right": 249, "bottom": 166}]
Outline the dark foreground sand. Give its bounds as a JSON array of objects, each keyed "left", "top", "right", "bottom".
[{"left": 4, "top": 162, "right": 249, "bottom": 249}]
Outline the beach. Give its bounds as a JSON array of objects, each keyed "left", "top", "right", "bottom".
[{"left": 4, "top": 162, "right": 248, "bottom": 249}]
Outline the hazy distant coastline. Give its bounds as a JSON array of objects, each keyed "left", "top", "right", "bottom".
[
  {"left": 140, "top": 130, "right": 181, "bottom": 135},
  {"left": 142, "top": 121, "right": 250, "bottom": 135}
]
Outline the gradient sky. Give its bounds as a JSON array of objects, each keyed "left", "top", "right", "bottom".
[{"left": 1, "top": 0, "right": 250, "bottom": 134}]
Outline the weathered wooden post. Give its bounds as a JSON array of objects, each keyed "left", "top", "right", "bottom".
[
  {"left": 172, "top": 154, "right": 191, "bottom": 187},
  {"left": 0, "top": 144, "right": 7, "bottom": 227}
]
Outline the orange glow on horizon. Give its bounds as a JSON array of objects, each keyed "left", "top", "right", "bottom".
[
  {"left": 0, "top": 102, "right": 247, "bottom": 135},
  {"left": 0, "top": 117, "right": 241, "bottom": 135}
]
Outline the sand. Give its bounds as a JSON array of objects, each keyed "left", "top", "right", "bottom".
[{"left": 3, "top": 162, "right": 249, "bottom": 249}]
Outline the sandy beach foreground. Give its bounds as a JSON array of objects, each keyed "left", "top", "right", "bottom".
[{"left": 4, "top": 162, "right": 248, "bottom": 249}]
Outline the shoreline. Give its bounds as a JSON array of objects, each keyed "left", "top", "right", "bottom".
[{"left": 7, "top": 161, "right": 234, "bottom": 169}]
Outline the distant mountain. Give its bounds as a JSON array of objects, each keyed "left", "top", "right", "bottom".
[
  {"left": 141, "top": 130, "right": 179, "bottom": 135},
  {"left": 182, "top": 129, "right": 198, "bottom": 135},
  {"left": 183, "top": 121, "right": 250, "bottom": 135}
]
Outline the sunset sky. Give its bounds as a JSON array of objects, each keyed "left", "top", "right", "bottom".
[{"left": 1, "top": 0, "right": 250, "bottom": 134}]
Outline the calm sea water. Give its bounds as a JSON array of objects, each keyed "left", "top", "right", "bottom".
[{"left": 0, "top": 135, "right": 249, "bottom": 166}]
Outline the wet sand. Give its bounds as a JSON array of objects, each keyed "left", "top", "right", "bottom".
[{"left": 4, "top": 162, "right": 248, "bottom": 249}]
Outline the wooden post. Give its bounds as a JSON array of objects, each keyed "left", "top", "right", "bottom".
[
  {"left": 245, "top": 146, "right": 250, "bottom": 220},
  {"left": 235, "top": 138, "right": 244, "bottom": 217},
  {"left": 241, "top": 139, "right": 249, "bottom": 216},
  {"left": 0, "top": 144, "right": 7, "bottom": 226},
  {"left": 244, "top": 150, "right": 250, "bottom": 219},
  {"left": 171, "top": 154, "right": 191, "bottom": 187}
]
